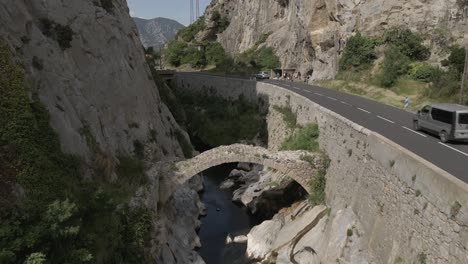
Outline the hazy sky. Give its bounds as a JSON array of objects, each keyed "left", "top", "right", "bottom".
[{"left": 126, "top": 0, "right": 211, "bottom": 26}]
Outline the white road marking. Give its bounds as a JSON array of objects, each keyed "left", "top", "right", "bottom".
[
  {"left": 377, "top": 115, "right": 395, "bottom": 124},
  {"left": 439, "top": 143, "right": 468, "bottom": 157},
  {"left": 357, "top": 107, "right": 371, "bottom": 114},
  {"left": 340, "top": 101, "right": 351, "bottom": 106},
  {"left": 402, "top": 126, "right": 427, "bottom": 138},
  {"left": 314, "top": 93, "right": 324, "bottom": 96},
  {"left": 327, "top": 96, "right": 338, "bottom": 101},
  {"left": 304, "top": 90, "right": 313, "bottom": 93},
  {"left": 293, "top": 86, "right": 301, "bottom": 90}
]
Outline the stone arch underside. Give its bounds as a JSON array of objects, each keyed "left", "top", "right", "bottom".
[{"left": 159, "top": 144, "right": 324, "bottom": 203}]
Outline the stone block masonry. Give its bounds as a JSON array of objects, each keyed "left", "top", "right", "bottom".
[
  {"left": 175, "top": 73, "right": 468, "bottom": 263},
  {"left": 158, "top": 144, "right": 325, "bottom": 204}
]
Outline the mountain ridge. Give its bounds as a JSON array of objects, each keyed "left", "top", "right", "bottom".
[{"left": 133, "top": 16, "right": 184, "bottom": 49}]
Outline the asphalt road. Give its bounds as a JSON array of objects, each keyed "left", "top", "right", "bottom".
[
  {"left": 264, "top": 79, "right": 468, "bottom": 183},
  {"left": 184, "top": 72, "right": 468, "bottom": 182}
]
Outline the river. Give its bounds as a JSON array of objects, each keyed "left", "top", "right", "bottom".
[{"left": 197, "top": 163, "right": 263, "bottom": 264}]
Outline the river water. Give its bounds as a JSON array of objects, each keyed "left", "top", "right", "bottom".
[{"left": 197, "top": 164, "right": 263, "bottom": 264}]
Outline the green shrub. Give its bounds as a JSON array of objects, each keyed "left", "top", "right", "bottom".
[
  {"left": 205, "top": 42, "right": 227, "bottom": 66},
  {"left": 181, "top": 46, "right": 206, "bottom": 68},
  {"left": 383, "top": 28, "right": 430, "bottom": 60},
  {"left": 378, "top": 46, "right": 411, "bottom": 87},
  {"left": 39, "top": 19, "right": 73, "bottom": 50},
  {"left": 446, "top": 46, "right": 466, "bottom": 75},
  {"left": 236, "top": 45, "right": 280, "bottom": 71},
  {"left": 176, "top": 90, "right": 266, "bottom": 147},
  {"left": 427, "top": 67, "right": 460, "bottom": 98},
  {"left": 165, "top": 39, "right": 187, "bottom": 67},
  {"left": 211, "top": 11, "right": 230, "bottom": 33},
  {"left": 340, "top": 33, "right": 377, "bottom": 70},
  {"left": 281, "top": 123, "right": 320, "bottom": 151},
  {"left": 308, "top": 152, "right": 330, "bottom": 206},
  {"left": 408, "top": 62, "right": 439, "bottom": 82},
  {"left": 256, "top": 47, "right": 281, "bottom": 70},
  {"left": 177, "top": 17, "right": 205, "bottom": 42},
  {"left": 273, "top": 105, "right": 297, "bottom": 129}
]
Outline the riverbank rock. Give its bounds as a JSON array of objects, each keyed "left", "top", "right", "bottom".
[
  {"left": 227, "top": 164, "right": 307, "bottom": 218},
  {"left": 154, "top": 175, "right": 206, "bottom": 264},
  {"left": 246, "top": 201, "right": 369, "bottom": 263}
]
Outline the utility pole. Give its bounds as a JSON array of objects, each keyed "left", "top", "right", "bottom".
[
  {"left": 190, "top": 0, "right": 194, "bottom": 24},
  {"left": 460, "top": 44, "right": 468, "bottom": 104},
  {"left": 196, "top": 0, "right": 200, "bottom": 20}
]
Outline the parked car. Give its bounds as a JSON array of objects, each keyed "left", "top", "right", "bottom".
[
  {"left": 255, "top": 71, "right": 270, "bottom": 79},
  {"left": 413, "top": 103, "right": 468, "bottom": 142}
]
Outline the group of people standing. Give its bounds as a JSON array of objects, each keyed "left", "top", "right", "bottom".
[{"left": 276, "top": 71, "right": 311, "bottom": 82}]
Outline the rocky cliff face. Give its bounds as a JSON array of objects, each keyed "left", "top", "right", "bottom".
[
  {"left": 0, "top": 0, "right": 202, "bottom": 262},
  {"left": 203, "top": 0, "right": 467, "bottom": 80},
  {"left": 134, "top": 17, "right": 185, "bottom": 49},
  {"left": 0, "top": 0, "right": 185, "bottom": 166}
]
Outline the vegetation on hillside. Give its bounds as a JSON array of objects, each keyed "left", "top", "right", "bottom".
[
  {"left": 280, "top": 123, "right": 320, "bottom": 152},
  {"left": 163, "top": 12, "right": 280, "bottom": 73},
  {"left": 0, "top": 41, "right": 153, "bottom": 263},
  {"left": 332, "top": 27, "right": 467, "bottom": 107},
  {"left": 174, "top": 89, "right": 267, "bottom": 148}
]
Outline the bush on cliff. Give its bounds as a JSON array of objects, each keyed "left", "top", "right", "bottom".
[
  {"left": 383, "top": 28, "right": 430, "bottom": 61},
  {"left": 281, "top": 123, "right": 320, "bottom": 152},
  {"left": 165, "top": 39, "right": 187, "bottom": 67},
  {"left": 340, "top": 33, "right": 377, "bottom": 71}
]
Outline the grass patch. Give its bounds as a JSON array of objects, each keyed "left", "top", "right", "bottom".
[
  {"left": 281, "top": 123, "right": 319, "bottom": 151},
  {"left": 273, "top": 105, "right": 297, "bottom": 129},
  {"left": 347, "top": 228, "right": 353, "bottom": 237},
  {"left": 307, "top": 153, "right": 330, "bottom": 206}
]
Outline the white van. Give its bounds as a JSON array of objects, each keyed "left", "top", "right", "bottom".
[{"left": 413, "top": 104, "right": 468, "bottom": 142}]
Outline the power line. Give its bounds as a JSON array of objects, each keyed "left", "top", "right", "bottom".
[{"left": 190, "top": 0, "right": 194, "bottom": 24}]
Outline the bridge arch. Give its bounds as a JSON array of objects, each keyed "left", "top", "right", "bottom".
[{"left": 159, "top": 144, "right": 324, "bottom": 203}]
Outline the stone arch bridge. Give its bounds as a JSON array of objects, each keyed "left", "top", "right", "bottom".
[{"left": 157, "top": 144, "right": 325, "bottom": 203}]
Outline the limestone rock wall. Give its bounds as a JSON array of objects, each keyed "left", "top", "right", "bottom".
[
  {"left": 0, "top": 1, "right": 200, "bottom": 263},
  {"left": 203, "top": 0, "right": 467, "bottom": 80},
  {"left": 0, "top": 0, "right": 185, "bottom": 164},
  {"left": 175, "top": 73, "right": 468, "bottom": 263}
]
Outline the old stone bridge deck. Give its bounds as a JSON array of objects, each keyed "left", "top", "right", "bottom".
[{"left": 157, "top": 144, "right": 325, "bottom": 203}]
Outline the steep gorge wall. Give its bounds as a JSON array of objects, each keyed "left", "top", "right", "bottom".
[
  {"left": 202, "top": 0, "right": 467, "bottom": 80},
  {"left": 0, "top": 0, "right": 185, "bottom": 165},
  {"left": 0, "top": 1, "right": 203, "bottom": 262},
  {"left": 175, "top": 73, "right": 468, "bottom": 263}
]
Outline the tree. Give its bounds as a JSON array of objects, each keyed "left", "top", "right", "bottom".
[
  {"left": 383, "top": 28, "right": 430, "bottom": 60},
  {"left": 165, "top": 40, "right": 187, "bottom": 67},
  {"left": 447, "top": 46, "right": 466, "bottom": 75},
  {"left": 205, "top": 42, "right": 227, "bottom": 66},
  {"left": 256, "top": 47, "right": 280, "bottom": 70},
  {"left": 181, "top": 46, "right": 206, "bottom": 68},
  {"left": 378, "top": 46, "right": 411, "bottom": 87},
  {"left": 339, "top": 33, "right": 377, "bottom": 70}
]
